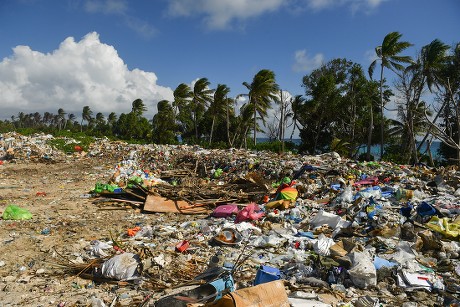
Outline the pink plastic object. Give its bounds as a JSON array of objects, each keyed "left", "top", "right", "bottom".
[
  {"left": 235, "top": 202, "right": 264, "bottom": 223},
  {"left": 212, "top": 204, "right": 239, "bottom": 218}
]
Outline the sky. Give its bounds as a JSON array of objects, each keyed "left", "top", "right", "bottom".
[{"left": 0, "top": 0, "right": 459, "bottom": 131}]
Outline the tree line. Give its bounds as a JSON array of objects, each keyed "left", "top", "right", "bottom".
[{"left": 1, "top": 32, "right": 459, "bottom": 165}]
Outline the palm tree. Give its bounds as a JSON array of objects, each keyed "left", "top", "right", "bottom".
[
  {"left": 289, "top": 95, "right": 305, "bottom": 141},
  {"left": 81, "top": 106, "right": 93, "bottom": 131},
  {"left": 131, "top": 98, "right": 147, "bottom": 117},
  {"left": 191, "top": 78, "right": 213, "bottom": 140},
  {"left": 17, "top": 112, "right": 25, "bottom": 128},
  {"left": 209, "top": 84, "right": 230, "bottom": 145},
  {"left": 96, "top": 112, "right": 105, "bottom": 124},
  {"left": 107, "top": 112, "right": 118, "bottom": 126},
  {"left": 66, "top": 113, "right": 76, "bottom": 130},
  {"left": 43, "top": 112, "right": 52, "bottom": 126},
  {"left": 173, "top": 83, "right": 193, "bottom": 137},
  {"left": 33, "top": 112, "right": 42, "bottom": 127},
  {"left": 410, "top": 39, "right": 450, "bottom": 154},
  {"left": 243, "top": 69, "right": 279, "bottom": 146},
  {"left": 369, "top": 31, "right": 413, "bottom": 159},
  {"left": 57, "top": 108, "right": 66, "bottom": 130}
]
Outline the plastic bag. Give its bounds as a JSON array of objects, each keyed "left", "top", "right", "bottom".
[
  {"left": 347, "top": 251, "right": 376, "bottom": 289},
  {"left": 310, "top": 210, "right": 349, "bottom": 229},
  {"left": 2, "top": 205, "right": 33, "bottom": 220},
  {"left": 101, "top": 253, "right": 141, "bottom": 280},
  {"left": 313, "top": 234, "right": 334, "bottom": 256},
  {"left": 235, "top": 203, "right": 264, "bottom": 223}
]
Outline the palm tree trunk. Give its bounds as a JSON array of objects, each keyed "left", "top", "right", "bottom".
[
  {"left": 313, "top": 114, "right": 323, "bottom": 154},
  {"left": 253, "top": 99, "right": 257, "bottom": 146},
  {"left": 226, "top": 103, "right": 234, "bottom": 148},
  {"left": 209, "top": 117, "right": 215, "bottom": 145},
  {"left": 366, "top": 104, "right": 374, "bottom": 161},
  {"left": 379, "top": 64, "right": 384, "bottom": 160}
]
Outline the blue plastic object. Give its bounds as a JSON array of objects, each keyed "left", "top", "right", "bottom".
[
  {"left": 254, "top": 265, "right": 281, "bottom": 285},
  {"left": 400, "top": 203, "right": 413, "bottom": 218},
  {"left": 209, "top": 274, "right": 235, "bottom": 300},
  {"left": 417, "top": 201, "right": 436, "bottom": 217},
  {"left": 374, "top": 256, "right": 398, "bottom": 269}
]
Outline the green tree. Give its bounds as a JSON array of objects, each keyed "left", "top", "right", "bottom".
[
  {"left": 152, "top": 100, "right": 177, "bottom": 144},
  {"left": 81, "top": 106, "right": 93, "bottom": 131},
  {"left": 208, "top": 84, "right": 230, "bottom": 145},
  {"left": 191, "top": 78, "right": 213, "bottom": 141},
  {"left": 131, "top": 98, "right": 147, "bottom": 117},
  {"left": 369, "top": 31, "right": 413, "bottom": 159},
  {"left": 57, "top": 108, "right": 66, "bottom": 130},
  {"left": 301, "top": 59, "right": 380, "bottom": 156},
  {"left": 411, "top": 39, "right": 451, "bottom": 156},
  {"left": 173, "top": 83, "right": 193, "bottom": 140},
  {"left": 243, "top": 69, "right": 279, "bottom": 146},
  {"left": 107, "top": 112, "right": 118, "bottom": 126},
  {"left": 289, "top": 95, "right": 305, "bottom": 141},
  {"left": 66, "top": 113, "right": 76, "bottom": 130}
]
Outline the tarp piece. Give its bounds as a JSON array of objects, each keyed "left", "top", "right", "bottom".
[
  {"left": 143, "top": 194, "right": 209, "bottom": 214},
  {"left": 206, "top": 280, "right": 289, "bottom": 307}
]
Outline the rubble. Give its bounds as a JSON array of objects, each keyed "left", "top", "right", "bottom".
[{"left": 1, "top": 132, "right": 460, "bottom": 306}]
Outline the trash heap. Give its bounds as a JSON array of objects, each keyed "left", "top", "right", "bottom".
[
  {"left": 0, "top": 132, "right": 66, "bottom": 162},
  {"left": 45, "top": 143, "right": 459, "bottom": 307},
  {"left": 3, "top": 135, "right": 460, "bottom": 306}
]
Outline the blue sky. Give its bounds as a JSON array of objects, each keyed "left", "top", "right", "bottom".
[{"left": 0, "top": 0, "right": 459, "bottom": 128}]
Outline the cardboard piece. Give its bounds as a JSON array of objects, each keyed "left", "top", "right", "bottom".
[
  {"left": 207, "top": 280, "right": 289, "bottom": 307},
  {"left": 143, "top": 194, "right": 209, "bottom": 214}
]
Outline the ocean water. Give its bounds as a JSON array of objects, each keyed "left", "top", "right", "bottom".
[{"left": 257, "top": 138, "right": 441, "bottom": 159}]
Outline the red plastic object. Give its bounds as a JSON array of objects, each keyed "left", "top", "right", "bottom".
[
  {"left": 175, "top": 240, "right": 190, "bottom": 253},
  {"left": 36, "top": 192, "right": 47, "bottom": 197},
  {"left": 74, "top": 145, "right": 83, "bottom": 152}
]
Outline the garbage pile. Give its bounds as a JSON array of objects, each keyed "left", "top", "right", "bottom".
[
  {"left": 0, "top": 132, "right": 66, "bottom": 162},
  {"left": 43, "top": 142, "right": 460, "bottom": 306},
  {"left": 3, "top": 134, "right": 460, "bottom": 306}
]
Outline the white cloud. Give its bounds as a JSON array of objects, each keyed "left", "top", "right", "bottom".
[
  {"left": 0, "top": 32, "right": 173, "bottom": 120},
  {"left": 292, "top": 49, "right": 324, "bottom": 72},
  {"left": 304, "top": 0, "right": 388, "bottom": 12},
  {"left": 165, "top": 0, "right": 388, "bottom": 29},
  {"left": 167, "top": 0, "right": 285, "bottom": 30}
]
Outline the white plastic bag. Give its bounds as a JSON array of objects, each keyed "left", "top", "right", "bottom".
[
  {"left": 310, "top": 210, "right": 350, "bottom": 230},
  {"left": 313, "top": 234, "right": 334, "bottom": 256},
  {"left": 101, "top": 253, "right": 141, "bottom": 280},
  {"left": 348, "top": 251, "right": 376, "bottom": 289}
]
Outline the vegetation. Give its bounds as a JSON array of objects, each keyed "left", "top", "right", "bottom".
[{"left": 1, "top": 34, "right": 459, "bottom": 166}]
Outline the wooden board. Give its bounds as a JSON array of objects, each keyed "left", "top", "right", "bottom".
[{"left": 143, "top": 195, "right": 209, "bottom": 214}]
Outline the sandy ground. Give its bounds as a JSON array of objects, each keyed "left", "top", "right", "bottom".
[{"left": 0, "top": 158, "right": 157, "bottom": 306}]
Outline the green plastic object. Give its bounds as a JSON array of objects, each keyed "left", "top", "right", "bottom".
[
  {"left": 2, "top": 205, "right": 33, "bottom": 220},
  {"left": 214, "top": 168, "right": 223, "bottom": 178}
]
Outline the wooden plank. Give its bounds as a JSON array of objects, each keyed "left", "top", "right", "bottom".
[{"left": 143, "top": 195, "right": 209, "bottom": 214}]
